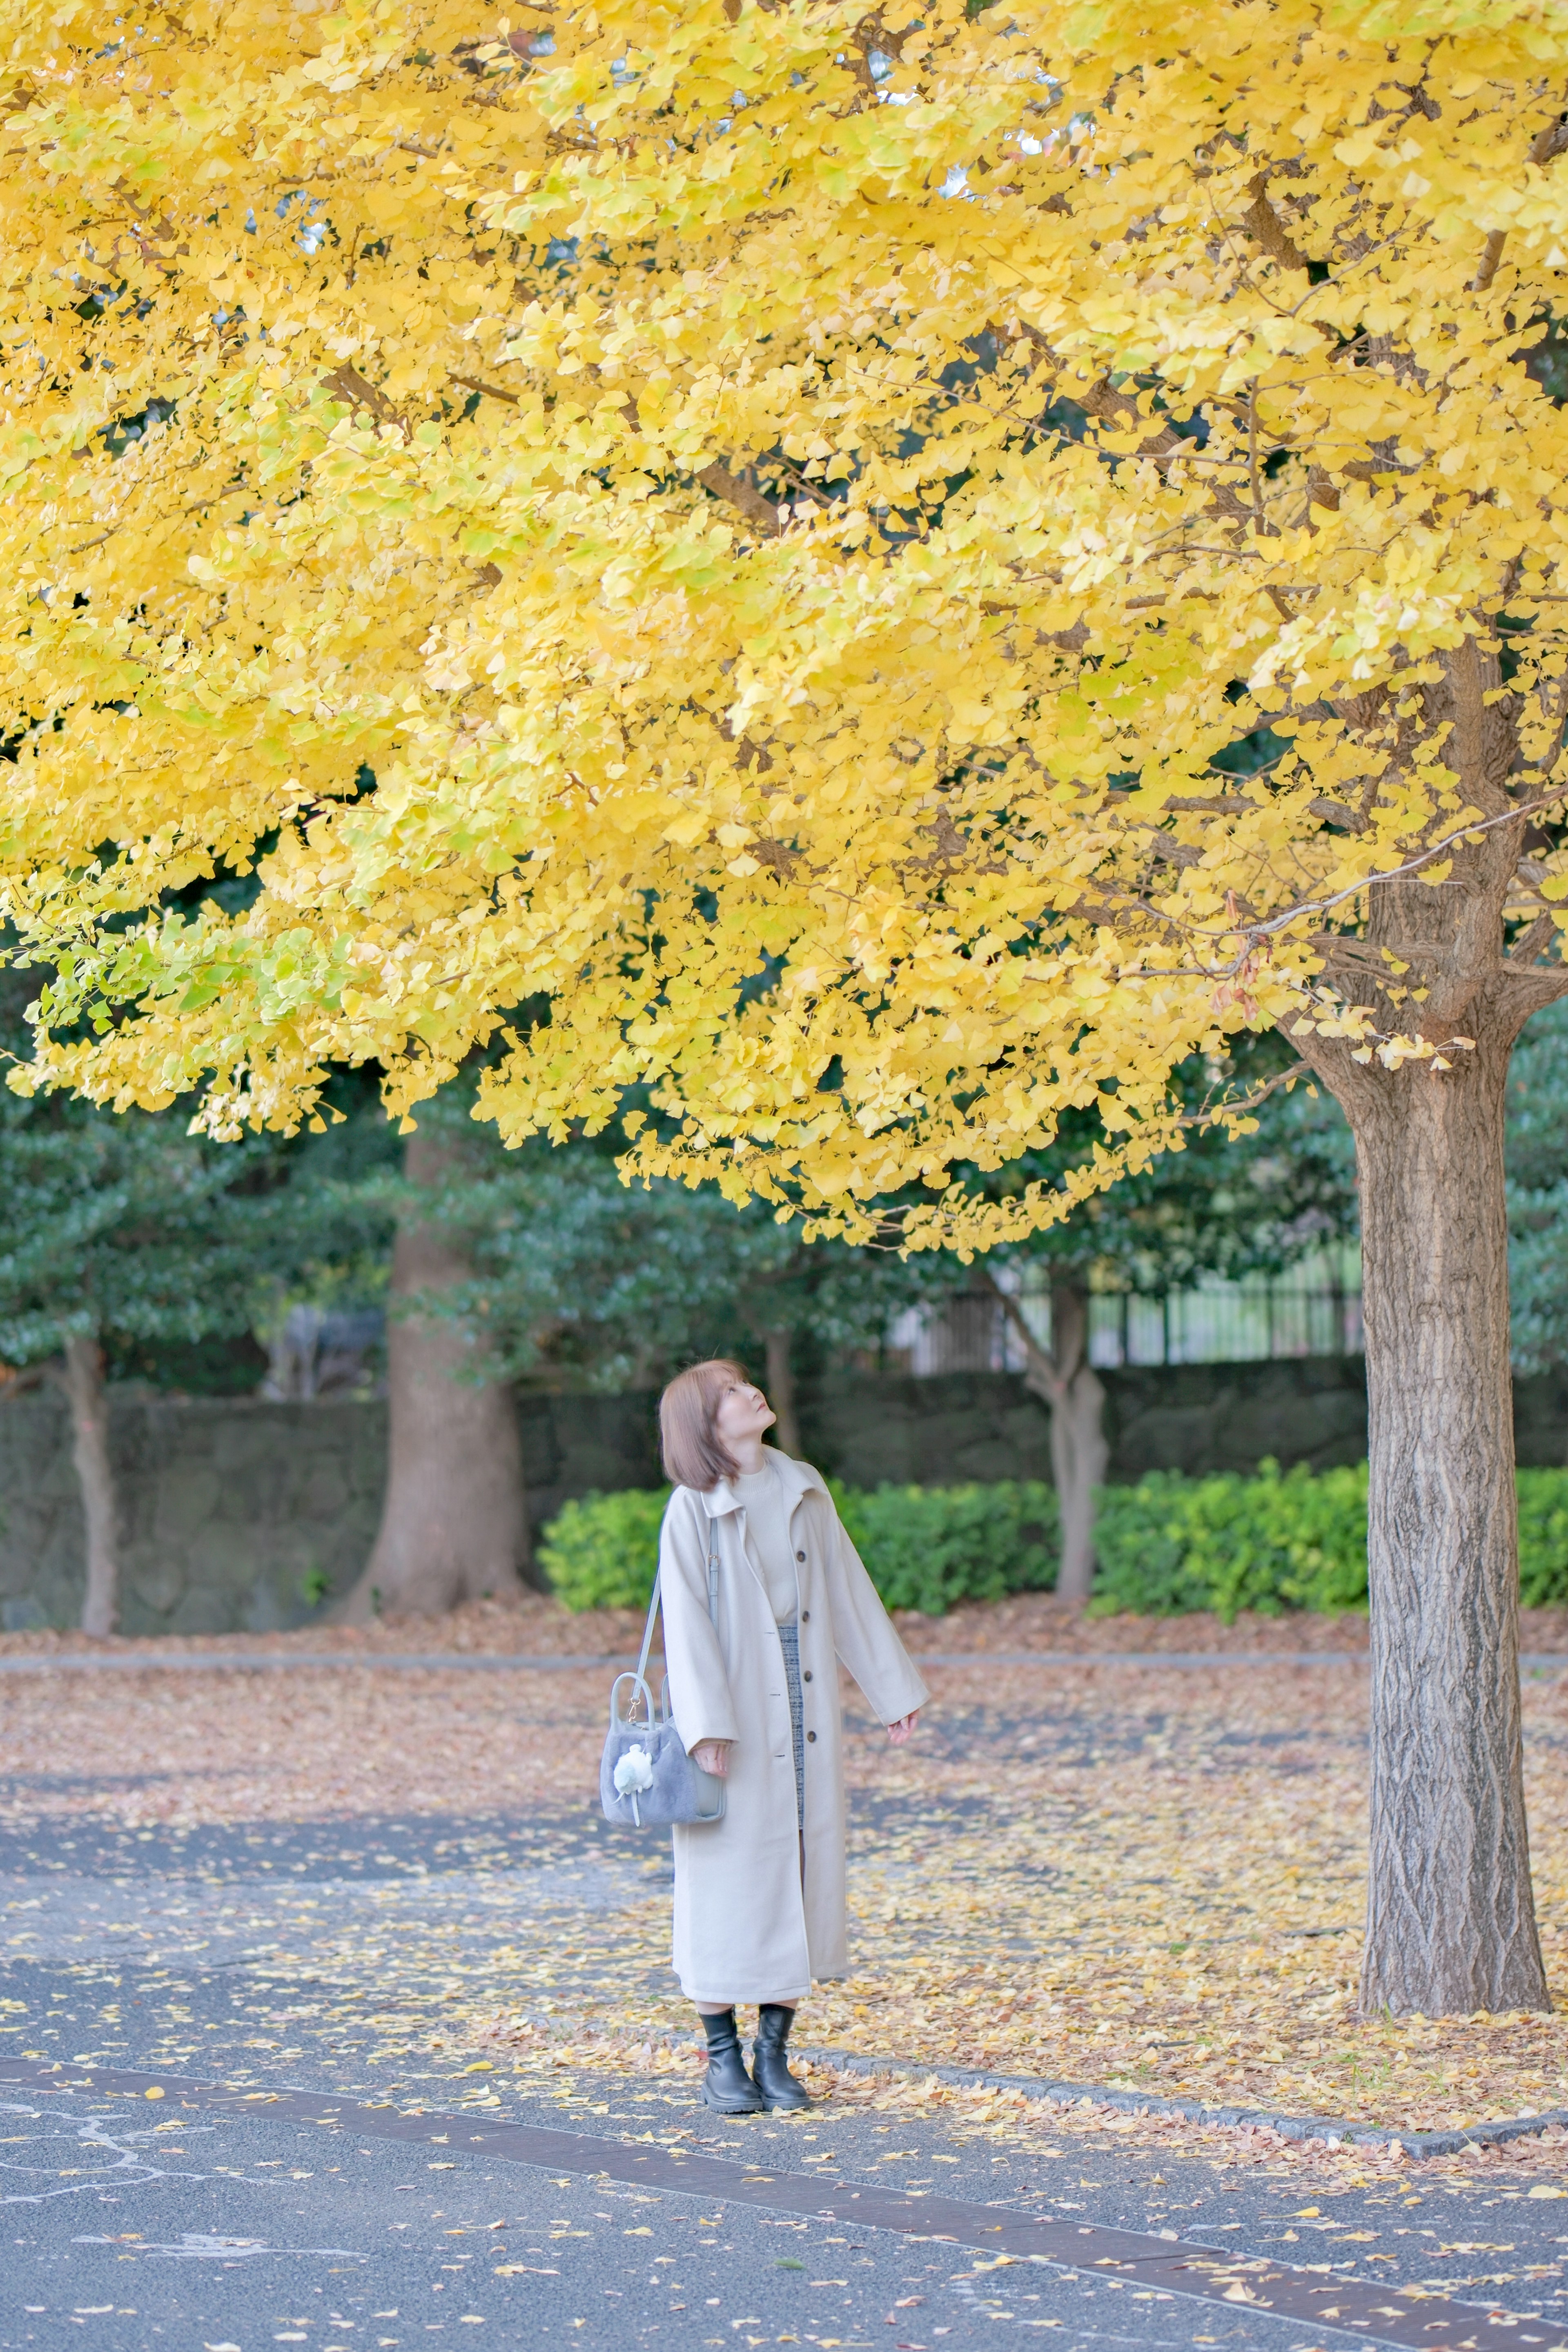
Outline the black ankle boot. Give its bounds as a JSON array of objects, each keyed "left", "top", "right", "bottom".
[
  {"left": 751, "top": 2004, "right": 811, "bottom": 2111},
  {"left": 699, "top": 2008, "right": 764, "bottom": 2114}
]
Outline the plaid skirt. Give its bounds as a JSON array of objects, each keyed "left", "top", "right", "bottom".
[{"left": 777, "top": 1619, "right": 806, "bottom": 1831}]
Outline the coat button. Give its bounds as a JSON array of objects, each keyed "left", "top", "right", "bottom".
[
  {"left": 800, "top": 1609, "right": 810, "bottom": 1622},
  {"left": 802, "top": 1669, "right": 813, "bottom": 1683},
  {"left": 796, "top": 1549, "right": 806, "bottom": 1561},
  {"left": 806, "top": 1730, "right": 817, "bottom": 1743}
]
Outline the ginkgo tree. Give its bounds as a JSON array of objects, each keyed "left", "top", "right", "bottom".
[{"left": 4, "top": 0, "right": 1568, "bottom": 2020}]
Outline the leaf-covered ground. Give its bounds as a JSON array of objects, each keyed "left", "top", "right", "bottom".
[
  {"left": 25, "top": 1587, "right": 1568, "bottom": 1658},
  {"left": 8, "top": 1625, "right": 1568, "bottom": 2138}
]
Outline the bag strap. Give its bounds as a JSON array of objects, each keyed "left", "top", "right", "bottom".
[
  {"left": 634, "top": 1575, "right": 661, "bottom": 1693},
  {"left": 635, "top": 1514, "right": 722, "bottom": 1693}
]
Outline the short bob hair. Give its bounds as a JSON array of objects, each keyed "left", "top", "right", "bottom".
[{"left": 660, "top": 1359, "right": 751, "bottom": 1492}]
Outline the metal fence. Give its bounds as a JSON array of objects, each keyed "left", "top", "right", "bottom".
[
  {"left": 886, "top": 1244, "right": 1363, "bottom": 1373},
  {"left": 1085, "top": 1251, "right": 1364, "bottom": 1367}
]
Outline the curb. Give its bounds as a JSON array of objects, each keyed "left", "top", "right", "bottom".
[
  {"left": 6, "top": 1648, "right": 1568, "bottom": 1675},
  {"left": 0, "top": 1651, "right": 632, "bottom": 1674},
  {"left": 807, "top": 2048, "right": 1568, "bottom": 2160}
]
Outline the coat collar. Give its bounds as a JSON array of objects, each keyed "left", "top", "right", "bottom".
[{"left": 699, "top": 1451, "right": 829, "bottom": 1518}]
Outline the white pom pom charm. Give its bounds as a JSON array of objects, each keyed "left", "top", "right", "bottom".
[{"left": 613, "top": 1742, "right": 656, "bottom": 1825}]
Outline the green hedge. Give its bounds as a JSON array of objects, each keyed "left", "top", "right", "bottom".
[
  {"left": 1092, "top": 1461, "right": 1568, "bottom": 1618},
  {"left": 835, "top": 1480, "right": 1058, "bottom": 1616},
  {"left": 1091, "top": 1462, "right": 1370, "bottom": 1619},
  {"left": 536, "top": 1487, "right": 671, "bottom": 1612},
  {"left": 537, "top": 1464, "right": 1568, "bottom": 1619},
  {"left": 537, "top": 1479, "right": 1058, "bottom": 1615},
  {"left": 1516, "top": 1473, "right": 1568, "bottom": 1607}
]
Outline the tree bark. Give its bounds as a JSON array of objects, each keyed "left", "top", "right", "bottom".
[
  {"left": 1295, "top": 678, "right": 1564, "bottom": 2014},
  {"left": 62, "top": 1335, "right": 118, "bottom": 1637},
  {"left": 1320, "top": 1019, "right": 1549, "bottom": 2014},
  {"left": 339, "top": 1130, "right": 530, "bottom": 1621},
  {"left": 989, "top": 1273, "right": 1107, "bottom": 1605},
  {"left": 764, "top": 1326, "right": 804, "bottom": 1460},
  {"left": 1046, "top": 1286, "right": 1109, "bottom": 1605}
]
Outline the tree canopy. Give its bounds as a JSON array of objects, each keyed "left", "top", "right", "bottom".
[
  {"left": 0, "top": 969, "right": 366, "bottom": 1378},
  {"left": 9, "top": 0, "right": 1568, "bottom": 2015},
  {"left": 3, "top": 0, "right": 1565, "bottom": 1223},
  {"left": 980, "top": 1041, "right": 1359, "bottom": 1299},
  {"left": 399, "top": 1122, "right": 969, "bottom": 1393},
  {"left": 0, "top": 1095, "right": 282, "bottom": 1376}
]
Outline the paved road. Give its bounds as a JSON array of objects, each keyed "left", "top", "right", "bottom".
[{"left": 4, "top": 1783, "right": 1568, "bottom": 2350}]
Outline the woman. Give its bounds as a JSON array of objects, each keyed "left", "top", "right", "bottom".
[{"left": 657, "top": 1359, "right": 928, "bottom": 2115}]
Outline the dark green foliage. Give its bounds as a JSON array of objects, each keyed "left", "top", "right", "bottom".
[
  {"left": 538, "top": 1478, "right": 1059, "bottom": 1614},
  {"left": 541, "top": 1462, "right": 1568, "bottom": 1619},
  {"left": 1091, "top": 1461, "right": 1370, "bottom": 1619},
  {"left": 0, "top": 982, "right": 394, "bottom": 1383},
  {"left": 1093, "top": 1463, "right": 1568, "bottom": 1618},
  {"left": 0, "top": 1099, "right": 292, "bottom": 1370},
  {"left": 106, "top": 1329, "right": 270, "bottom": 1396},
  {"left": 379, "top": 1084, "right": 968, "bottom": 1389},
  {"left": 1526, "top": 313, "right": 1568, "bottom": 405},
  {"left": 1507, "top": 998, "right": 1568, "bottom": 1377},
  {"left": 973, "top": 1035, "right": 1359, "bottom": 1298}
]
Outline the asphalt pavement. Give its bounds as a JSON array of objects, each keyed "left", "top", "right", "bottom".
[{"left": 3, "top": 1764, "right": 1568, "bottom": 2351}]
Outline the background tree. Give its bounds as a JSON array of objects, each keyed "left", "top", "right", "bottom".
[
  {"left": 9, "top": 3, "right": 1568, "bottom": 2016},
  {"left": 401, "top": 1112, "right": 969, "bottom": 1457},
  {"left": 0, "top": 1090, "right": 297, "bottom": 1634},
  {"left": 340, "top": 1103, "right": 531, "bottom": 1621},
  {"left": 0, "top": 1008, "right": 396, "bottom": 1633},
  {"left": 995, "top": 1001, "right": 1568, "bottom": 1606},
  {"left": 983, "top": 1043, "right": 1358, "bottom": 1601}
]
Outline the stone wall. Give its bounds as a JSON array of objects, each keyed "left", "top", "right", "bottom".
[
  {"left": 0, "top": 1387, "right": 666, "bottom": 1637},
  {"left": 799, "top": 1358, "right": 1385, "bottom": 1487},
  {"left": 4, "top": 1358, "right": 1567, "bottom": 1634}
]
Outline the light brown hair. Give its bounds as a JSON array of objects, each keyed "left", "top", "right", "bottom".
[{"left": 660, "top": 1359, "right": 750, "bottom": 1491}]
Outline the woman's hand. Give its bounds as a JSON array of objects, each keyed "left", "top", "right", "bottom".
[
  {"left": 886, "top": 1711, "right": 920, "bottom": 1746},
  {"left": 691, "top": 1739, "right": 733, "bottom": 1777}
]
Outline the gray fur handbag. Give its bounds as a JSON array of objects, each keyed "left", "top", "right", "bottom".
[{"left": 599, "top": 1526, "right": 727, "bottom": 1830}]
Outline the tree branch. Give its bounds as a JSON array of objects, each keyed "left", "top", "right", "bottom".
[
  {"left": 1135, "top": 785, "right": 1568, "bottom": 974},
  {"left": 1177, "top": 1060, "right": 1308, "bottom": 1130},
  {"left": 1241, "top": 175, "right": 1314, "bottom": 273},
  {"left": 697, "top": 461, "right": 783, "bottom": 537},
  {"left": 319, "top": 364, "right": 406, "bottom": 436},
  {"left": 1506, "top": 910, "right": 1566, "bottom": 968},
  {"left": 450, "top": 373, "right": 519, "bottom": 406},
  {"left": 1474, "top": 103, "right": 1568, "bottom": 292},
  {"left": 986, "top": 1271, "right": 1069, "bottom": 1402}
]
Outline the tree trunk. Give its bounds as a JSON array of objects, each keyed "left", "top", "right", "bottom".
[
  {"left": 63, "top": 1335, "right": 118, "bottom": 1637},
  {"left": 1045, "top": 1286, "right": 1109, "bottom": 1606},
  {"left": 1336, "top": 1027, "right": 1549, "bottom": 2015},
  {"left": 339, "top": 1130, "right": 530, "bottom": 1622},
  {"left": 1281, "top": 634, "right": 1568, "bottom": 2015},
  {"left": 764, "top": 1326, "right": 804, "bottom": 1460},
  {"left": 989, "top": 1273, "right": 1107, "bottom": 1605}
]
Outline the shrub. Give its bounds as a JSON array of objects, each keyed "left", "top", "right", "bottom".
[
  {"left": 835, "top": 1480, "right": 1058, "bottom": 1617},
  {"left": 1091, "top": 1460, "right": 1369, "bottom": 1621},
  {"left": 539, "top": 1464, "right": 1568, "bottom": 1621},
  {"left": 537, "top": 1487, "right": 669, "bottom": 1612},
  {"left": 1517, "top": 1470, "right": 1568, "bottom": 1606},
  {"left": 537, "top": 1478, "right": 1059, "bottom": 1615},
  {"left": 1093, "top": 1461, "right": 1568, "bottom": 1620}
]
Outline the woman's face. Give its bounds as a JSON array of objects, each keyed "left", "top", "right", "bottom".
[{"left": 713, "top": 1377, "right": 777, "bottom": 1448}]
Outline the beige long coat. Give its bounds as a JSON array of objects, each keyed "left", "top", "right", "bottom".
[{"left": 658, "top": 1453, "right": 930, "bottom": 2004}]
